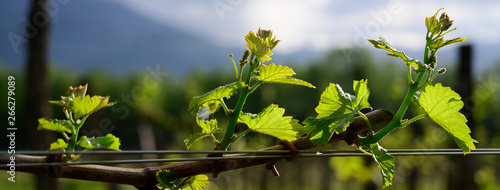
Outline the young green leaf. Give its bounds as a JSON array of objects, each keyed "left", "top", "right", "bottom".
[
  {"left": 49, "top": 139, "right": 68, "bottom": 151},
  {"left": 184, "top": 119, "right": 222, "bottom": 149},
  {"left": 418, "top": 83, "right": 477, "bottom": 154},
  {"left": 353, "top": 80, "right": 370, "bottom": 109},
  {"left": 238, "top": 104, "right": 305, "bottom": 141},
  {"left": 304, "top": 80, "right": 371, "bottom": 145},
  {"left": 37, "top": 118, "right": 73, "bottom": 133},
  {"left": 156, "top": 170, "right": 177, "bottom": 189},
  {"left": 442, "top": 37, "right": 466, "bottom": 48},
  {"left": 71, "top": 95, "right": 115, "bottom": 119},
  {"left": 257, "top": 28, "right": 280, "bottom": 50},
  {"left": 198, "top": 119, "right": 220, "bottom": 133},
  {"left": 77, "top": 134, "right": 121, "bottom": 151},
  {"left": 369, "top": 143, "right": 396, "bottom": 188},
  {"left": 244, "top": 31, "right": 273, "bottom": 63},
  {"left": 428, "top": 37, "right": 467, "bottom": 51},
  {"left": 367, "top": 37, "right": 429, "bottom": 72},
  {"left": 187, "top": 174, "right": 211, "bottom": 190},
  {"left": 252, "top": 63, "right": 315, "bottom": 88},
  {"left": 188, "top": 82, "right": 246, "bottom": 116},
  {"left": 49, "top": 96, "right": 72, "bottom": 107}
]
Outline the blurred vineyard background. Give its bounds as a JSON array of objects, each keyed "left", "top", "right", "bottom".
[{"left": 1, "top": 47, "right": 500, "bottom": 189}]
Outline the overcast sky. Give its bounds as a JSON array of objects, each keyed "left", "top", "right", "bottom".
[{"left": 112, "top": 0, "right": 500, "bottom": 56}]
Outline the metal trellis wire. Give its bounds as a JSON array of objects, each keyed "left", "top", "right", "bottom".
[{"left": 1, "top": 148, "right": 499, "bottom": 167}]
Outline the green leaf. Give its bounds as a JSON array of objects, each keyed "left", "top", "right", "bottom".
[
  {"left": 37, "top": 118, "right": 73, "bottom": 133},
  {"left": 428, "top": 37, "right": 466, "bottom": 51},
  {"left": 198, "top": 119, "right": 220, "bottom": 133},
  {"left": 238, "top": 104, "right": 305, "bottom": 141},
  {"left": 71, "top": 95, "right": 115, "bottom": 119},
  {"left": 188, "top": 82, "right": 246, "bottom": 116},
  {"left": 77, "top": 134, "right": 121, "bottom": 151},
  {"left": 369, "top": 143, "right": 395, "bottom": 188},
  {"left": 49, "top": 139, "right": 68, "bottom": 151},
  {"left": 367, "top": 37, "right": 429, "bottom": 72},
  {"left": 253, "top": 63, "right": 315, "bottom": 88},
  {"left": 156, "top": 170, "right": 177, "bottom": 189},
  {"left": 304, "top": 80, "right": 371, "bottom": 145},
  {"left": 184, "top": 119, "right": 222, "bottom": 149},
  {"left": 418, "top": 83, "right": 477, "bottom": 154},
  {"left": 353, "top": 79, "right": 370, "bottom": 109},
  {"left": 425, "top": 8, "right": 444, "bottom": 35},
  {"left": 442, "top": 37, "right": 466, "bottom": 47},
  {"left": 244, "top": 31, "right": 273, "bottom": 63},
  {"left": 428, "top": 37, "right": 444, "bottom": 50},
  {"left": 188, "top": 174, "right": 210, "bottom": 190},
  {"left": 425, "top": 15, "right": 438, "bottom": 34},
  {"left": 257, "top": 27, "right": 280, "bottom": 50}
]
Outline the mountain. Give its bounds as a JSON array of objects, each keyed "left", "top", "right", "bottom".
[{"left": 0, "top": 0, "right": 243, "bottom": 76}]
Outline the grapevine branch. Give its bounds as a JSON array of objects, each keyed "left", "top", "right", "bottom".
[{"left": 1, "top": 109, "right": 392, "bottom": 190}]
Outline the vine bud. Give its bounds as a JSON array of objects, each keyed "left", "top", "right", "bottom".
[
  {"left": 239, "top": 50, "right": 250, "bottom": 68},
  {"left": 68, "top": 84, "right": 88, "bottom": 98},
  {"left": 439, "top": 12, "right": 453, "bottom": 31}
]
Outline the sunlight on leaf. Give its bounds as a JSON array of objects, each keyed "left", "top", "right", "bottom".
[
  {"left": 49, "top": 139, "right": 68, "bottom": 151},
  {"left": 304, "top": 80, "right": 371, "bottom": 145},
  {"left": 188, "top": 82, "right": 246, "bottom": 116},
  {"left": 71, "top": 95, "right": 115, "bottom": 119},
  {"left": 419, "top": 83, "right": 477, "bottom": 154},
  {"left": 367, "top": 37, "right": 429, "bottom": 72},
  {"left": 198, "top": 119, "right": 220, "bottom": 134},
  {"left": 245, "top": 30, "right": 273, "bottom": 63},
  {"left": 369, "top": 143, "right": 395, "bottom": 188},
  {"left": 253, "top": 63, "right": 315, "bottom": 88},
  {"left": 188, "top": 174, "right": 211, "bottom": 190},
  {"left": 238, "top": 104, "right": 304, "bottom": 141},
  {"left": 184, "top": 119, "right": 222, "bottom": 149},
  {"left": 442, "top": 37, "right": 466, "bottom": 48},
  {"left": 77, "top": 134, "right": 121, "bottom": 151},
  {"left": 257, "top": 27, "right": 280, "bottom": 50},
  {"left": 37, "top": 118, "right": 73, "bottom": 133}
]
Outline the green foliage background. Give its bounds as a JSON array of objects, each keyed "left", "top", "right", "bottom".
[{"left": 1, "top": 48, "right": 499, "bottom": 189}]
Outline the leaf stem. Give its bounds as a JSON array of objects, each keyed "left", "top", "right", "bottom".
[
  {"left": 429, "top": 70, "right": 440, "bottom": 82},
  {"left": 220, "top": 99, "right": 230, "bottom": 117},
  {"left": 219, "top": 54, "right": 257, "bottom": 150},
  {"left": 360, "top": 71, "right": 424, "bottom": 145},
  {"left": 400, "top": 113, "right": 428, "bottom": 127},
  {"left": 61, "top": 132, "right": 70, "bottom": 141},
  {"left": 174, "top": 178, "right": 189, "bottom": 190},
  {"left": 407, "top": 65, "right": 412, "bottom": 85},
  {"left": 245, "top": 55, "right": 258, "bottom": 84},
  {"left": 232, "top": 129, "right": 252, "bottom": 143},
  {"left": 67, "top": 115, "right": 88, "bottom": 153},
  {"left": 357, "top": 111, "right": 374, "bottom": 137}
]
